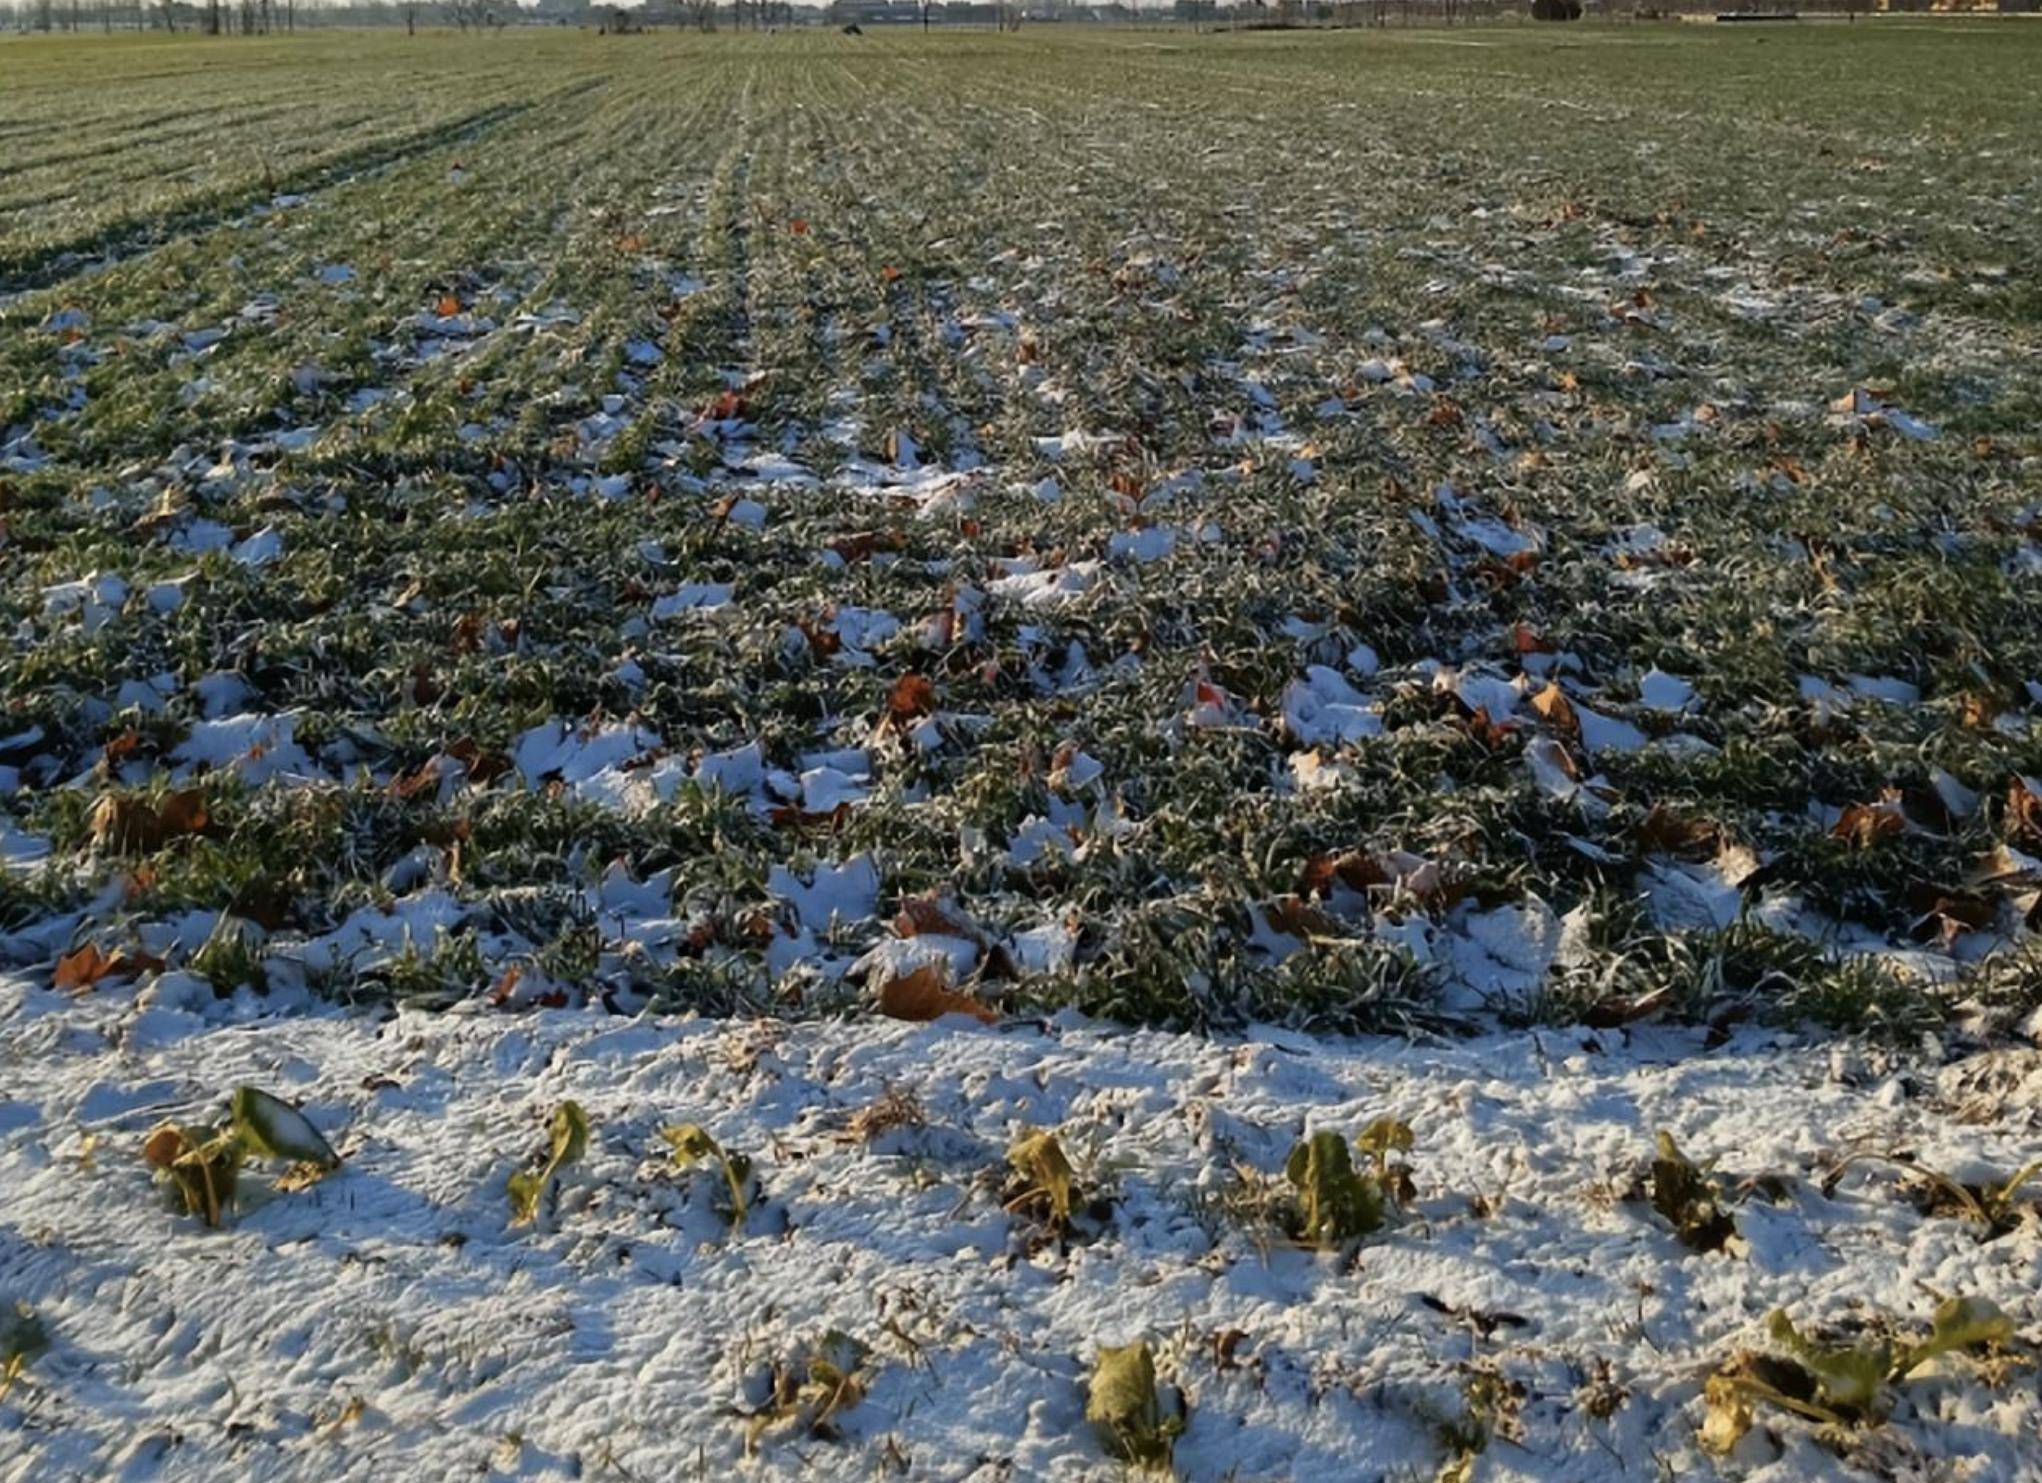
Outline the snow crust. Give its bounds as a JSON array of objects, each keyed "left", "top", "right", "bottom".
[{"left": 3, "top": 973, "right": 2037, "bottom": 1481}]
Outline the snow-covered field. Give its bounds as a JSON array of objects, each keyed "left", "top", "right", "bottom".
[
  {"left": 6, "top": 24, "right": 2042, "bottom": 1482},
  {"left": 5, "top": 971, "right": 2038, "bottom": 1481}
]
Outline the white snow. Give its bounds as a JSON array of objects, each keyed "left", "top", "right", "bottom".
[
  {"left": 1639, "top": 668, "right": 1697, "bottom": 713},
  {"left": 1, "top": 980, "right": 2035, "bottom": 1482},
  {"left": 766, "top": 855, "right": 881, "bottom": 932},
  {"left": 1107, "top": 525, "right": 1176, "bottom": 564},
  {"left": 1576, "top": 702, "right": 1648, "bottom": 755},
  {"left": 171, "top": 712, "right": 314, "bottom": 786},
  {"left": 1281, "top": 666, "right": 1384, "bottom": 747},
  {"left": 650, "top": 581, "right": 734, "bottom": 618}
]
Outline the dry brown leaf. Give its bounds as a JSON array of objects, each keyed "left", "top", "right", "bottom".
[
  {"left": 389, "top": 755, "right": 449, "bottom": 801},
  {"left": 1464, "top": 705, "right": 1518, "bottom": 751},
  {"left": 1634, "top": 803, "right": 1723, "bottom": 860},
  {"left": 446, "top": 736, "right": 511, "bottom": 787},
  {"left": 893, "top": 892, "right": 983, "bottom": 945},
  {"left": 1905, "top": 884, "right": 1996, "bottom": 948},
  {"left": 141, "top": 1125, "right": 186, "bottom": 1170},
  {"left": 54, "top": 943, "right": 113, "bottom": 992},
  {"left": 489, "top": 965, "right": 523, "bottom": 1006},
  {"left": 876, "top": 963, "right": 996, "bottom": 1025},
  {"left": 88, "top": 789, "right": 210, "bottom": 855},
  {"left": 825, "top": 530, "right": 901, "bottom": 564},
  {"left": 1529, "top": 683, "right": 1579, "bottom": 740},
  {"left": 1833, "top": 797, "right": 1906, "bottom": 848},
  {"left": 2006, "top": 779, "right": 2042, "bottom": 846},
  {"left": 887, "top": 672, "right": 937, "bottom": 723},
  {"left": 1302, "top": 849, "right": 1448, "bottom": 907},
  {"left": 1263, "top": 895, "right": 1347, "bottom": 941}
]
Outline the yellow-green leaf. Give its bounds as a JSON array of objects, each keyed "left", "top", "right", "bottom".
[
  {"left": 1765, "top": 1309, "right": 1886, "bottom": 1415},
  {"left": 662, "top": 1123, "right": 753, "bottom": 1229},
  {"left": 509, "top": 1100, "right": 590, "bottom": 1227},
  {"left": 1086, "top": 1340, "right": 1183, "bottom": 1472},
  {"left": 231, "top": 1086, "right": 340, "bottom": 1170},
  {"left": 1007, "top": 1128, "right": 1075, "bottom": 1226},
  {"left": 1283, "top": 1130, "right": 1385, "bottom": 1247},
  {"left": 1897, "top": 1296, "right": 2014, "bottom": 1378}
]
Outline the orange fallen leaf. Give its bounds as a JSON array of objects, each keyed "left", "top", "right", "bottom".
[
  {"left": 1301, "top": 849, "right": 1450, "bottom": 908},
  {"left": 1904, "top": 884, "right": 1995, "bottom": 949},
  {"left": 54, "top": 943, "right": 112, "bottom": 992},
  {"left": 1263, "top": 895, "right": 1347, "bottom": 941},
  {"left": 887, "top": 672, "right": 937, "bottom": 723},
  {"left": 877, "top": 963, "right": 995, "bottom": 1025},
  {"left": 54, "top": 943, "right": 163, "bottom": 993},
  {"left": 1833, "top": 798, "right": 1906, "bottom": 848},
  {"left": 1956, "top": 691, "right": 2000, "bottom": 730},
  {"left": 826, "top": 529, "right": 902, "bottom": 564},
  {"left": 1463, "top": 705, "right": 1517, "bottom": 751},
  {"left": 489, "top": 965, "right": 523, "bottom": 1006},
  {"left": 894, "top": 892, "right": 982, "bottom": 945},
  {"left": 2006, "top": 778, "right": 2042, "bottom": 846},
  {"left": 446, "top": 737, "right": 510, "bottom": 787},
  {"left": 389, "top": 755, "right": 448, "bottom": 801},
  {"left": 1633, "top": 804, "right": 1723, "bottom": 860},
  {"left": 102, "top": 729, "right": 143, "bottom": 767},
  {"left": 88, "top": 789, "right": 209, "bottom": 855},
  {"left": 1528, "top": 683, "right": 1579, "bottom": 740},
  {"left": 142, "top": 1125, "right": 186, "bottom": 1169}
]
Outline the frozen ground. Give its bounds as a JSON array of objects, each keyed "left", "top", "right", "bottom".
[
  {"left": 4, "top": 25, "right": 2042, "bottom": 1483},
  {"left": 3, "top": 973, "right": 2039, "bottom": 1481}
]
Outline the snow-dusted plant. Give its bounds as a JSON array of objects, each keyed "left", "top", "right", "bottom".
[
  {"left": 507, "top": 1101, "right": 589, "bottom": 1227},
  {"left": 1086, "top": 1340, "right": 1185, "bottom": 1473},
  {"left": 1282, "top": 1117, "right": 1414, "bottom": 1249},
  {"left": 662, "top": 1122, "right": 756, "bottom": 1230},
  {"left": 142, "top": 1086, "right": 341, "bottom": 1228}
]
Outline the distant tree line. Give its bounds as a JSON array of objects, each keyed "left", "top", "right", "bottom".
[
  {"left": 0, "top": 0, "right": 2021, "bottom": 31},
  {"left": 0, "top": 0, "right": 825, "bottom": 27}
]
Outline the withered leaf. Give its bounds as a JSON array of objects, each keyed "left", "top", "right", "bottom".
[{"left": 876, "top": 963, "right": 996, "bottom": 1025}]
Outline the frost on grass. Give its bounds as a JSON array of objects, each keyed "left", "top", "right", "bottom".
[
  {"left": 4, "top": 25, "right": 2041, "bottom": 1034},
  {"left": 2, "top": 22, "right": 2042, "bottom": 1482}
]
